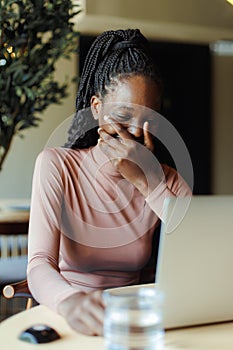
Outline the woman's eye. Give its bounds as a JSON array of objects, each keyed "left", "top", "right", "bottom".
[{"left": 113, "top": 114, "right": 131, "bottom": 122}]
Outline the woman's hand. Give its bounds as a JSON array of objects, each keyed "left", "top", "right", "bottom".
[
  {"left": 98, "top": 118, "right": 164, "bottom": 197},
  {"left": 58, "top": 290, "right": 105, "bottom": 336}
]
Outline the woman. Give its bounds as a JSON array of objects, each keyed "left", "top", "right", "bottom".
[{"left": 27, "top": 29, "right": 191, "bottom": 336}]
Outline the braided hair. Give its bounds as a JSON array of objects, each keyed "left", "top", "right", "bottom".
[{"left": 65, "top": 29, "right": 162, "bottom": 149}]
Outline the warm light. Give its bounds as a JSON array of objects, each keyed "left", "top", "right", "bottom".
[
  {"left": 226, "top": 0, "right": 233, "bottom": 5},
  {"left": 6, "top": 46, "right": 13, "bottom": 54}
]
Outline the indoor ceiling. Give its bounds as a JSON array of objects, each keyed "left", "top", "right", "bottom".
[
  {"left": 86, "top": 0, "right": 233, "bottom": 30},
  {"left": 77, "top": 0, "right": 233, "bottom": 43}
]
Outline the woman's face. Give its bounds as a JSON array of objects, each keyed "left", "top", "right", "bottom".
[{"left": 91, "top": 75, "right": 161, "bottom": 141}]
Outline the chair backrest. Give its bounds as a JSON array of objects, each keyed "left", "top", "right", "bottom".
[
  {"left": 0, "top": 206, "right": 30, "bottom": 319},
  {"left": 3, "top": 279, "right": 34, "bottom": 310},
  {"left": 3, "top": 279, "right": 30, "bottom": 298}
]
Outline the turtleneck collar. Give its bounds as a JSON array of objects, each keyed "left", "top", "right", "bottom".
[{"left": 90, "top": 145, "right": 122, "bottom": 177}]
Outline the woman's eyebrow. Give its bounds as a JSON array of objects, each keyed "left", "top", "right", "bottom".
[{"left": 114, "top": 104, "right": 135, "bottom": 112}]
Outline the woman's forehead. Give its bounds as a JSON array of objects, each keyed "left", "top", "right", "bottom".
[
  {"left": 102, "top": 102, "right": 158, "bottom": 119},
  {"left": 103, "top": 75, "right": 161, "bottom": 110}
]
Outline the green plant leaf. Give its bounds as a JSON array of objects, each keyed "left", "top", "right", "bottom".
[{"left": 0, "top": 0, "right": 81, "bottom": 170}]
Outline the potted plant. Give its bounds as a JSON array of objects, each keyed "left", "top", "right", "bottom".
[{"left": 0, "top": 0, "right": 81, "bottom": 170}]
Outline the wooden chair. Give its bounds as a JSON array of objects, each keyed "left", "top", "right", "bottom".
[
  {"left": 0, "top": 207, "right": 31, "bottom": 318},
  {"left": 3, "top": 279, "right": 34, "bottom": 310}
]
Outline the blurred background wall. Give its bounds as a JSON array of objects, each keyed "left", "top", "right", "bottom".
[{"left": 0, "top": 0, "right": 233, "bottom": 199}]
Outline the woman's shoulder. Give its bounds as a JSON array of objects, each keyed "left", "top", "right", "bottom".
[
  {"left": 36, "top": 147, "right": 89, "bottom": 163},
  {"left": 38, "top": 146, "right": 74, "bottom": 157},
  {"left": 35, "top": 147, "right": 69, "bottom": 166},
  {"left": 35, "top": 147, "right": 92, "bottom": 175}
]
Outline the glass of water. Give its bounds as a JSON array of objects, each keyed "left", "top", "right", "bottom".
[{"left": 103, "top": 286, "right": 164, "bottom": 350}]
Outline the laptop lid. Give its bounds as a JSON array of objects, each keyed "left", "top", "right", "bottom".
[{"left": 156, "top": 195, "right": 233, "bottom": 329}]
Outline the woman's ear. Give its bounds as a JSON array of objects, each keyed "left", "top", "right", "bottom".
[{"left": 91, "top": 95, "right": 102, "bottom": 120}]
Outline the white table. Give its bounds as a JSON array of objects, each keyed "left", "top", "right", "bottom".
[{"left": 0, "top": 305, "right": 233, "bottom": 350}]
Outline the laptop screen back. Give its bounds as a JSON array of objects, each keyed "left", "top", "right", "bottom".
[{"left": 156, "top": 195, "right": 233, "bottom": 329}]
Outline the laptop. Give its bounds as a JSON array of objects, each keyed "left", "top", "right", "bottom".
[{"left": 156, "top": 195, "right": 233, "bottom": 329}]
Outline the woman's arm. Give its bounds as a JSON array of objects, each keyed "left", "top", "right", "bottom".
[
  {"left": 27, "top": 148, "right": 105, "bottom": 335},
  {"left": 27, "top": 148, "right": 80, "bottom": 310}
]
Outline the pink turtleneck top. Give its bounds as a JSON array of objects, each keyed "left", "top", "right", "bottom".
[{"left": 27, "top": 145, "right": 191, "bottom": 311}]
